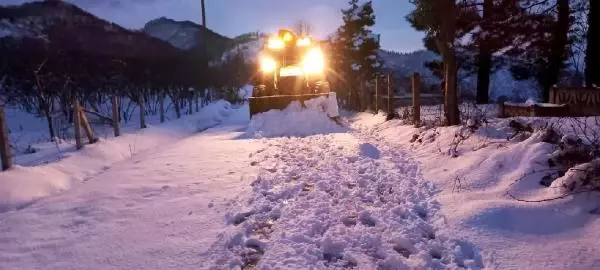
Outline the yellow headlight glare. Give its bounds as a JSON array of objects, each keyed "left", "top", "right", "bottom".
[
  {"left": 302, "top": 48, "right": 325, "bottom": 75},
  {"left": 267, "top": 38, "right": 285, "bottom": 49},
  {"left": 259, "top": 56, "right": 277, "bottom": 73},
  {"left": 297, "top": 37, "right": 311, "bottom": 47}
]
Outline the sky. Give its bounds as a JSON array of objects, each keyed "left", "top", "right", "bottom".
[{"left": 2, "top": 0, "right": 425, "bottom": 52}]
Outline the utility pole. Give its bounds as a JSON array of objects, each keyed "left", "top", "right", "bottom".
[
  {"left": 201, "top": 0, "right": 207, "bottom": 62},
  {"left": 201, "top": 0, "right": 208, "bottom": 100}
]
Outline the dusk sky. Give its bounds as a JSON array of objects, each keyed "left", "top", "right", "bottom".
[{"left": 3, "top": 0, "right": 425, "bottom": 52}]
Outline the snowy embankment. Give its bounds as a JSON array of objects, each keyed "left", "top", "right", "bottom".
[
  {"left": 352, "top": 111, "right": 600, "bottom": 270},
  {"left": 0, "top": 100, "right": 233, "bottom": 212}
]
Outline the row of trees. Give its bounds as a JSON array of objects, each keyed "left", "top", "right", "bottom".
[
  {"left": 0, "top": 7, "right": 249, "bottom": 140},
  {"left": 408, "top": 0, "right": 599, "bottom": 105}
]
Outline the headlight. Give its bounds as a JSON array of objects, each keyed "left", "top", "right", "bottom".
[
  {"left": 297, "top": 37, "right": 311, "bottom": 47},
  {"left": 267, "top": 38, "right": 285, "bottom": 49},
  {"left": 283, "top": 32, "right": 293, "bottom": 42},
  {"left": 302, "top": 48, "right": 325, "bottom": 74},
  {"left": 260, "top": 56, "right": 277, "bottom": 73}
]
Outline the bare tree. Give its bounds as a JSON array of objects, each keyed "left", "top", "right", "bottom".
[{"left": 293, "top": 20, "right": 313, "bottom": 36}]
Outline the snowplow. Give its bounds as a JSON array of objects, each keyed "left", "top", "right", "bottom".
[{"left": 249, "top": 29, "right": 339, "bottom": 118}]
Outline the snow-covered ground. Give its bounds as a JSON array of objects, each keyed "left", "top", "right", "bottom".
[
  {"left": 352, "top": 112, "right": 600, "bottom": 270},
  {"left": 1, "top": 98, "right": 598, "bottom": 269},
  {"left": 0, "top": 100, "right": 234, "bottom": 212}
]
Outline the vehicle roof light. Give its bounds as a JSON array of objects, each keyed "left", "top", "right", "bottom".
[
  {"left": 267, "top": 37, "right": 285, "bottom": 49},
  {"left": 283, "top": 32, "right": 293, "bottom": 42},
  {"left": 297, "top": 37, "right": 311, "bottom": 47}
]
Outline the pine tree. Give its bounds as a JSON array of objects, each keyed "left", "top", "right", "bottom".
[
  {"left": 586, "top": 0, "right": 599, "bottom": 87},
  {"left": 331, "top": 0, "right": 382, "bottom": 110}
]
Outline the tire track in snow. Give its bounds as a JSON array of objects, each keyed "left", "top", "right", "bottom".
[{"left": 207, "top": 129, "right": 485, "bottom": 269}]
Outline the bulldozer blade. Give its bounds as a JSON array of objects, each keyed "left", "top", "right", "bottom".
[{"left": 248, "top": 93, "right": 330, "bottom": 117}]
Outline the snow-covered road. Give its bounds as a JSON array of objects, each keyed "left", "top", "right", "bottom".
[{"left": 0, "top": 106, "right": 483, "bottom": 269}]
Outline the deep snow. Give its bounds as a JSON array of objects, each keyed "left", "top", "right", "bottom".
[
  {"left": 352, "top": 112, "right": 600, "bottom": 270},
  {"left": 2, "top": 98, "right": 598, "bottom": 269},
  {"left": 0, "top": 100, "right": 234, "bottom": 212}
]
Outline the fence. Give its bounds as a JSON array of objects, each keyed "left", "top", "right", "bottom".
[
  {"left": 500, "top": 87, "right": 600, "bottom": 118},
  {"left": 0, "top": 92, "right": 215, "bottom": 171}
]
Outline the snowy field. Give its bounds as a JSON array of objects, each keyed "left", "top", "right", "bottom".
[{"left": 0, "top": 98, "right": 598, "bottom": 269}]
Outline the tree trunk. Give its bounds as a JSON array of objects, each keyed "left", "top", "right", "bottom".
[
  {"left": 139, "top": 96, "right": 147, "bottom": 129},
  {"left": 173, "top": 95, "right": 181, "bottom": 119},
  {"left": 74, "top": 101, "right": 83, "bottom": 150},
  {"left": 543, "top": 0, "right": 570, "bottom": 101},
  {"left": 586, "top": 0, "right": 599, "bottom": 87},
  {"left": 40, "top": 98, "right": 56, "bottom": 140},
  {"left": 476, "top": 0, "right": 493, "bottom": 104},
  {"left": 439, "top": 0, "right": 460, "bottom": 126},
  {"left": 0, "top": 108, "right": 12, "bottom": 170},
  {"left": 112, "top": 96, "right": 121, "bottom": 137},
  {"left": 188, "top": 93, "right": 193, "bottom": 115},
  {"left": 159, "top": 94, "right": 165, "bottom": 123}
]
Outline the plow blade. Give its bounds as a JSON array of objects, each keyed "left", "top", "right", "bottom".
[{"left": 249, "top": 92, "right": 339, "bottom": 118}]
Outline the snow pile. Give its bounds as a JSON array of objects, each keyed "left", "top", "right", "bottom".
[
  {"left": 0, "top": 100, "right": 234, "bottom": 212},
  {"left": 247, "top": 97, "right": 346, "bottom": 138},
  {"left": 195, "top": 100, "right": 233, "bottom": 131},
  {"left": 352, "top": 113, "right": 600, "bottom": 269},
  {"left": 207, "top": 133, "right": 486, "bottom": 269}
]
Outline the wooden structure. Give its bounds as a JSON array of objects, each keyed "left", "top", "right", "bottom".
[
  {"left": 0, "top": 107, "right": 12, "bottom": 170},
  {"left": 74, "top": 101, "right": 98, "bottom": 150},
  {"left": 549, "top": 87, "right": 600, "bottom": 116},
  {"left": 501, "top": 86, "right": 600, "bottom": 118},
  {"left": 412, "top": 73, "right": 421, "bottom": 127}
]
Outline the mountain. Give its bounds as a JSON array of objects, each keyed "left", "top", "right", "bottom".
[
  {"left": 0, "top": 0, "right": 175, "bottom": 57},
  {"left": 380, "top": 49, "right": 540, "bottom": 101},
  {"left": 379, "top": 50, "right": 440, "bottom": 86},
  {"left": 0, "top": 0, "right": 124, "bottom": 39},
  {"left": 143, "top": 17, "right": 232, "bottom": 59}
]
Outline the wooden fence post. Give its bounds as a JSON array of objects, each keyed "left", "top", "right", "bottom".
[
  {"left": 375, "top": 76, "right": 379, "bottom": 113},
  {"left": 112, "top": 96, "right": 121, "bottom": 137},
  {"left": 549, "top": 87, "right": 556, "bottom": 104},
  {"left": 139, "top": 97, "right": 147, "bottom": 129},
  {"left": 387, "top": 73, "right": 393, "bottom": 118},
  {"left": 412, "top": 73, "right": 421, "bottom": 127},
  {"left": 79, "top": 106, "right": 97, "bottom": 144},
  {"left": 159, "top": 94, "right": 165, "bottom": 123},
  {"left": 498, "top": 102, "right": 505, "bottom": 118},
  {"left": 0, "top": 107, "right": 12, "bottom": 170},
  {"left": 74, "top": 101, "right": 83, "bottom": 150}
]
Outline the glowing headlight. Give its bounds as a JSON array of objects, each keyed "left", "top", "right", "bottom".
[
  {"left": 260, "top": 56, "right": 277, "bottom": 73},
  {"left": 302, "top": 48, "right": 325, "bottom": 74},
  {"left": 297, "top": 37, "right": 311, "bottom": 47},
  {"left": 283, "top": 32, "right": 293, "bottom": 42},
  {"left": 267, "top": 38, "right": 285, "bottom": 49}
]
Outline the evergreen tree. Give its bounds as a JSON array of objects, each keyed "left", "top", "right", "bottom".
[{"left": 331, "top": 0, "right": 382, "bottom": 110}]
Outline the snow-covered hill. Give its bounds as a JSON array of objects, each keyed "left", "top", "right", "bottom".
[
  {"left": 0, "top": 1, "right": 124, "bottom": 40},
  {"left": 218, "top": 33, "right": 264, "bottom": 65},
  {"left": 142, "top": 17, "right": 231, "bottom": 52},
  {"left": 143, "top": 17, "right": 202, "bottom": 50}
]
